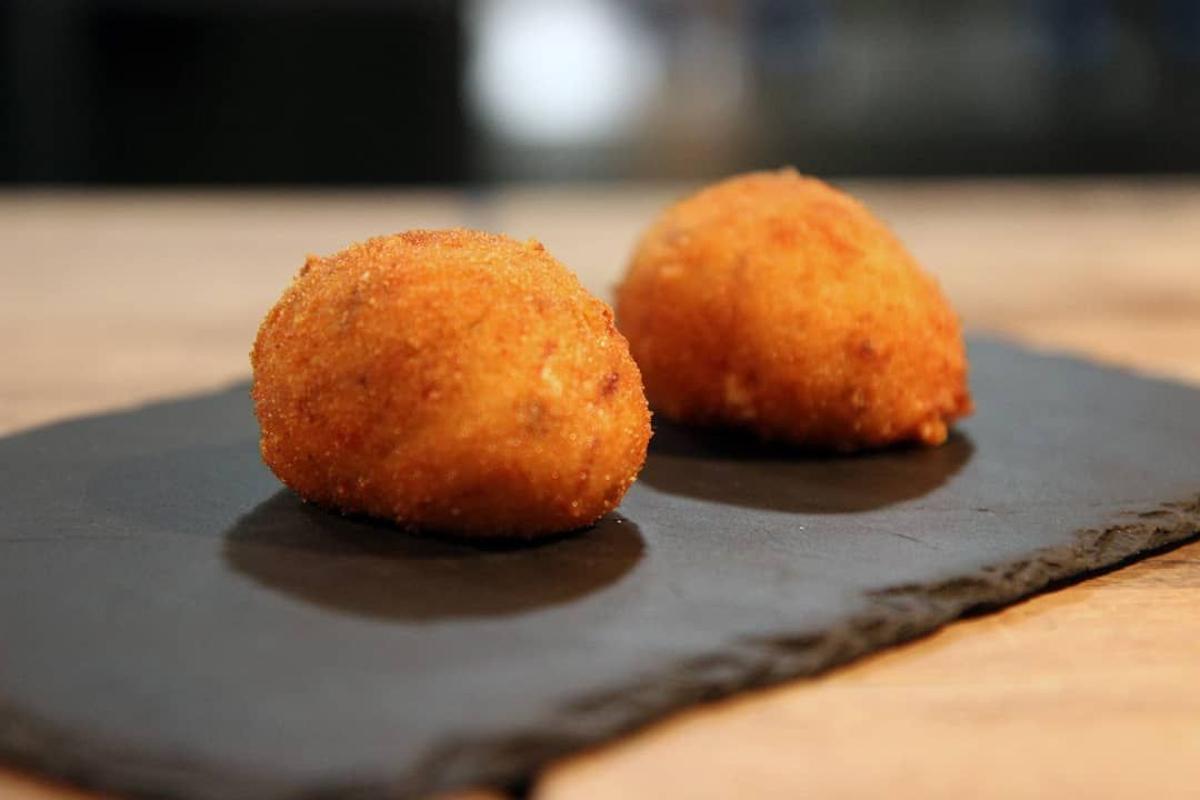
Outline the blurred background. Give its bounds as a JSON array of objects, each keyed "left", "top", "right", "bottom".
[{"left": 4, "top": 0, "right": 1199, "bottom": 184}]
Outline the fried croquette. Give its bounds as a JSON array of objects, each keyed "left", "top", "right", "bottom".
[
  {"left": 251, "top": 229, "right": 651, "bottom": 538},
  {"left": 616, "top": 169, "right": 972, "bottom": 450}
]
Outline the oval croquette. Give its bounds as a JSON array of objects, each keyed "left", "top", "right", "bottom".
[
  {"left": 252, "top": 229, "right": 651, "bottom": 538},
  {"left": 616, "top": 169, "right": 972, "bottom": 450}
]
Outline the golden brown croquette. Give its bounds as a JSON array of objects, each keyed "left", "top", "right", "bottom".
[
  {"left": 252, "top": 229, "right": 651, "bottom": 538},
  {"left": 616, "top": 169, "right": 972, "bottom": 450}
]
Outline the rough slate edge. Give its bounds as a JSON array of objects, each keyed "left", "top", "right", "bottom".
[{"left": 0, "top": 356, "right": 1197, "bottom": 800}]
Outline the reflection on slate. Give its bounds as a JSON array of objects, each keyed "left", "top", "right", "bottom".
[
  {"left": 225, "top": 495, "right": 643, "bottom": 621},
  {"left": 0, "top": 340, "right": 1198, "bottom": 800},
  {"left": 642, "top": 422, "right": 974, "bottom": 513}
]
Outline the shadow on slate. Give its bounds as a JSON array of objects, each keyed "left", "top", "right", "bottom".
[
  {"left": 224, "top": 493, "right": 644, "bottom": 621},
  {"left": 642, "top": 421, "right": 974, "bottom": 513},
  {"left": 0, "top": 339, "right": 1197, "bottom": 800}
]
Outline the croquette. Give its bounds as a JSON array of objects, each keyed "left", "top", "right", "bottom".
[
  {"left": 251, "top": 229, "right": 651, "bottom": 538},
  {"left": 616, "top": 169, "right": 972, "bottom": 450}
]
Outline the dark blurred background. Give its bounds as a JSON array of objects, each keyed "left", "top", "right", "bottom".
[{"left": 4, "top": 0, "right": 1199, "bottom": 184}]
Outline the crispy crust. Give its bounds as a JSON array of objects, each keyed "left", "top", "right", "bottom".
[
  {"left": 616, "top": 169, "right": 972, "bottom": 450},
  {"left": 252, "top": 229, "right": 651, "bottom": 537}
]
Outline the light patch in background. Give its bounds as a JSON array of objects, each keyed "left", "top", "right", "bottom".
[{"left": 466, "top": 0, "right": 662, "bottom": 146}]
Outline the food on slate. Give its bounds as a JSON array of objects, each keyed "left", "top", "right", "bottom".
[
  {"left": 616, "top": 168, "right": 972, "bottom": 450},
  {"left": 252, "top": 229, "right": 651, "bottom": 538}
]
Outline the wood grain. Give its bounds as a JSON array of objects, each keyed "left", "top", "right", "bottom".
[{"left": 2, "top": 180, "right": 1198, "bottom": 799}]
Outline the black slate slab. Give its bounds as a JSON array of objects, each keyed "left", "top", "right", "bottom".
[{"left": 0, "top": 339, "right": 1197, "bottom": 800}]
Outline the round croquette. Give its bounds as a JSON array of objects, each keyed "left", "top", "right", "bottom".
[
  {"left": 616, "top": 169, "right": 972, "bottom": 450},
  {"left": 252, "top": 229, "right": 651, "bottom": 538}
]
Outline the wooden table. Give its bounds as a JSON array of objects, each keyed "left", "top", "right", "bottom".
[{"left": 3, "top": 180, "right": 1199, "bottom": 799}]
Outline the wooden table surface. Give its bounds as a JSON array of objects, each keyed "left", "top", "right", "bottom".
[{"left": 2, "top": 180, "right": 1199, "bottom": 799}]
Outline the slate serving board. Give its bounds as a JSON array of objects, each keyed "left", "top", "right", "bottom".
[{"left": 1, "top": 339, "right": 1198, "bottom": 800}]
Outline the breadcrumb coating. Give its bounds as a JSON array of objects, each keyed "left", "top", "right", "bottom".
[
  {"left": 252, "top": 229, "right": 651, "bottom": 538},
  {"left": 616, "top": 169, "right": 972, "bottom": 450}
]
